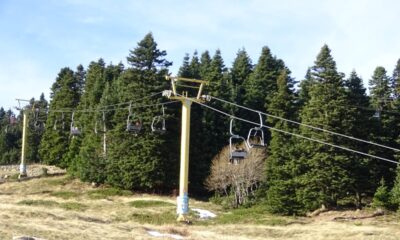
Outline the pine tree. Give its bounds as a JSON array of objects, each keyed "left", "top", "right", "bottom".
[
  {"left": 39, "top": 67, "right": 82, "bottom": 166},
  {"left": 126, "top": 32, "right": 172, "bottom": 72},
  {"left": 229, "top": 48, "right": 253, "bottom": 136},
  {"left": 244, "top": 46, "right": 288, "bottom": 112},
  {"left": 297, "top": 45, "right": 356, "bottom": 211},
  {"left": 201, "top": 49, "right": 231, "bottom": 163},
  {"left": 344, "top": 71, "right": 373, "bottom": 207},
  {"left": 65, "top": 60, "right": 107, "bottom": 177},
  {"left": 199, "top": 51, "right": 212, "bottom": 80},
  {"left": 263, "top": 69, "right": 301, "bottom": 215},
  {"left": 391, "top": 59, "right": 400, "bottom": 99},
  {"left": 178, "top": 53, "right": 191, "bottom": 77},
  {"left": 298, "top": 68, "right": 314, "bottom": 107},
  {"left": 0, "top": 109, "right": 21, "bottom": 164},
  {"left": 372, "top": 178, "right": 391, "bottom": 209},
  {"left": 369, "top": 67, "right": 391, "bottom": 113},
  {"left": 189, "top": 50, "right": 201, "bottom": 79},
  {"left": 230, "top": 48, "right": 253, "bottom": 106},
  {"left": 391, "top": 166, "right": 400, "bottom": 210},
  {"left": 26, "top": 94, "right": 48, "bottom": 163},
  {"left": 368, "top": 66, "right": 397, "bottom": 186},
  {"left": 106, "top": 33, "right": 178, "bottom": 191}
]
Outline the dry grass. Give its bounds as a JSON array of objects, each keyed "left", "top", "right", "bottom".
[{"left": 0, "top": 169, "right": 399, "bottom": 240}]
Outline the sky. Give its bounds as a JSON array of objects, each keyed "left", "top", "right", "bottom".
[{"left": 0, "top": 0, "right": 399, "bottom": 110}]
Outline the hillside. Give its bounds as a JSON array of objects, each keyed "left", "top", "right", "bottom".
[{"left": 0, "top": 166, "right": 399, "bottom": 240}]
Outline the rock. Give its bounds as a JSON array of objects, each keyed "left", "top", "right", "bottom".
[{"left": 13, "top": 236, "right": 46, "bottom": 240}]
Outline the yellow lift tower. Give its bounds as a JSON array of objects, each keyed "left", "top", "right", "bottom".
[{"left": 164, "top": 76, "right": 209, "bottom": 222}]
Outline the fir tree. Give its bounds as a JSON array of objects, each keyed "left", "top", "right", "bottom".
[
  {"left": 0, "top": 109, "right": 21, "bottom": 164},
  {"left": 368, "top": 66, "right": 397, "bottom": 186},
  {"left": 344, "top": 71, "right": 373, "bottom": 207},
  {"left": 126, "top": 32, "right": 172, "bottom": 72},
  {"left": 39, "top": 67, "right": 82, "bottom": 166},
  {"left": 372, "top": 178, "right": 391, "bottom": 209},
  {"left": 391, "top": 166, "right": 400, "bottom": 210},
  {"left": 391, "top": 59, "right": 400, "bottom": 99},
  {"left": 201, "top": 49, "right": 231, "bottom": 163},
  {"left": 263, "top": 69, "right": 301, "bottom": 215},
  {"left": 26, "top": 94, "right": 48, "bottom": 162},
  {"left": 229, "top": 48, "right": 253, "bottom": 135},
  {"left": 66, "top": 60, "right": 106, "bottom": 176},
  {"left": 106, "top": 33, "right": 178, "bottom": 191},
  {"left": 297, "top": 45, "right": 357, "bottom": 211},
  {"left": 244, "top": 46, "right": 288, "bottom": 112},
  {"left": 298, "top": 68, "right": 314, "bottom": 107}
]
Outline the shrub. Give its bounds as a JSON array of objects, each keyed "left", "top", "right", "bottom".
[{"left": 205, "top": 144, "right": 266, "bottom": 208}]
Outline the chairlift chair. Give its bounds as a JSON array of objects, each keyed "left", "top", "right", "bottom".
[
  {"left": 70, "top": 112, "right": 81, "bottom": 136},
  {"left": 151, "top": 105, "right": 166, "bottom": 134},
  {"left": 126, "top": 103, "right": 142, "bottom": 134},
  {"left": 373, "top": 110, "right": 381, "bottom": 119},
  {"left": 33, "top": 108, "right": 45, "bottom": 132},
  {"left": 247, "top": 112, "right": 265, "bottom": 148},
  {"left": 53, "top": 112, "right": 65, "bottom": 131},
  {"left": 228, "top": 118, "right": 250, "bottom": 164},
  {"left": 94, "top": 111, "right": 107, "bottom": 135},
  {"left": 5, "top": 114, "right": 17, "bottom": 133}
]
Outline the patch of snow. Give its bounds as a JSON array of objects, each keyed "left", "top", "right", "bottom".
[
  {"left": 191, "top": 208, "right": 217, "bottom": 219},
  {"left": 147, "top": 230, "right": 184, "bottom": 239}
]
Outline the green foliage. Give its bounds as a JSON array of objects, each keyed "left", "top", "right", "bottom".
[
  {"left": 262, "top": 70, "right": 301, "bottom": 215},
  {"left": 39, "top": 67, "right": 83, "bottom": 167},
  {"left": 244, "top": 46, "right": 289, "bottom": 112},
  {"left": 50, "top": 191, "right": 80, "bottom": 199},
  {"left": 18, "top": 199, "right": 59, "bottom": 207},
  {"left": 18, "top": 199, "right": 87, "bottom": 211},
  {"left": 127, "top": 211, "right": 176, "bottom": 225},
  {"left": 368, "top": 66, "right": 397, "bottom": 190},
  {"left": 26, "top": 93, "right": 48, "bottom": 163},
  {"left": 212, "top": 206, "right": 288, "bottom": 225},
  {"left": 87, "top": 188, "right": 132, "bottom": 199},
  {"left": 0, "top": 109, "right": 21, "bottom": 164},
  {"left": 129, "top": 200, "right": 174, "bottom": 208},
  {"left": 372, "top": 178, "right": 391, "bottom": 209},
  {"left": 295, "top": 45, "right": 358, "bottom": 211},
  {"left": 391, "top": 166, "right": 400, "bottom": 210},
  {"left": 104, "top": 33, "right": 179, "bottom": 191},
  {"left": 344, "top": 71, "right": 373, "bottom": 207}
]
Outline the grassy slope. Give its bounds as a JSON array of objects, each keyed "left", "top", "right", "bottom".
[{"left": 0, "top": 174, "right": 399, "bottom": 240}]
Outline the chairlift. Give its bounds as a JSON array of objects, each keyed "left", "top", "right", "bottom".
[
  {"left": 33, "top": 108, "right": 45, "bottom": 132},
  {"left": 5, "top": 114, "right": 17, "bottom": 133},
  {"left": 373, "top": 111, "right": 381, "bottom": 119},
  {"left": 373, "top": 107, "right": 381, "bottom": 119},
  {"left": 151, "top": 105, "right": 166, "bottom": 134},
  {"left": 70, "top": 112, "right": 81, "bottom": 136},
  {"left": 53, "top": 112, "right": 65, "bottom": 131},
  {"left": 247, "top": 112, "right": 265, "bottom": 148},
  {"left": 126, "top": 103, "right": 142, "bottom": 134},
  {"left": 94, "top": 111, "right": 107, "bottom": 135},
  {"left": 229, "top": 118, "right": 250, "bottom": 165}
]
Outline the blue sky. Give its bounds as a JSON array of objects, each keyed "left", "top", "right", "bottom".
[{"left": 0, "top": 0, "right": 399, "bottom": 109}]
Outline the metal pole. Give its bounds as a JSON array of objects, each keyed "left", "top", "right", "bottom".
[
  {"left": 19, "top": 110, "right": 28, "bottom": 178},
  {"left": 176, "top": 99, "right": 192, "bottom": 222}
]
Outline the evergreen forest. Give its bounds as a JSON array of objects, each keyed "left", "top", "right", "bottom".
[{"left": 1, "top": 32, "right": 400, "bottom": 215}]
